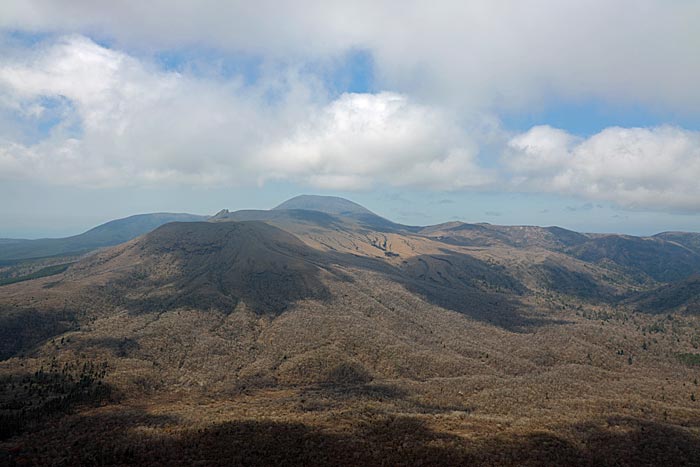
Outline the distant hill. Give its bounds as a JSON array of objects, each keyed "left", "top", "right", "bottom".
[
  {"left": 567, "top": 235, "right": 700, "bottom": 283},
  {"left": 419, "top": 222, "right": 590, "bottom": 250},
  {"left": 271, "top": 194, "right": 414, "bottom": 232},
  {"left": 273, "top": 194, "right": 375, "bottom": 216},
  {"left": 101, "top": 221, "right": 330, "bottom": 314},
  {"left": 0, "top": 212, "right": 206, "bottom": 261},
  {"left": 654, "top": 231, "right": 700, "bottom": 255},
  {"left": 629, "top": 274, "right": 700, "bottom": 314}
]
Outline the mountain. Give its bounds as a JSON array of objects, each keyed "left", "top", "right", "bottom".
[
  {"left": 74, "top": 221, "right": 330, "bottom": 315},
  {"left": 654, "top": 231, "right": 700, "bottom": 255},
  {"left": 0, "top": 212, "right": 206, "bottom": 261},
  {"left": 629, "top": 274, "right": 700, "bottom": 314},
  {"left": 214, "top": 196, "right": 700, "bottom": 299},
  {"left": 2, "top": 196, "right": 700, "bottom": 465},
  {"left": 567, "top": 234, "right": 700, "bottom": 283},
  {"left": 419, "top": 221, "right": 590, "bottom": 250},
  {"left": 272, "top": 194, "right": 414, "bottom": 232},
  {"left": 273, "top": 194, "right": 376, "bottom": 217}
]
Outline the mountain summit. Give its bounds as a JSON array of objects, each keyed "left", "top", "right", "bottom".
[
  {"left": 273, "top": 195, "right": 376, "bottom": 217},
  {"left": 73, "top": 220, "right": 328, "bottom": 315},
  {"left": 272, "top": 194, "right": 412, "bottom": 232}
]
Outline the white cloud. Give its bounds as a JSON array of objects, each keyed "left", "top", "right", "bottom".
[
  {"left": 2, "top": 36, "right": 698, "bottom": 211},
  {"left": 507, "top": 126, "right": 579, "bottom": 176},
  {"left": 0, "top": 1, "right": 698, "bottom": 112},
  {"left": 0, "top": 36, "right": 269, "bottom": 186},
  {"left": 0, "top": 36, "right": 491, "bottom": 190},
  {"left": 259, "top": 92, "right": 493, "bottom": 189},
  {"left": 507, "top": 125, "right": 700, "bottom": 211},
  {"left": 0, "top": 4, "right": 699, "bottom": 213}
]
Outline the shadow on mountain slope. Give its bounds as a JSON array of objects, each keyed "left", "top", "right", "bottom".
[
  {"left": 535, "top": 259, "right": 617, "bottom": 301},
  {"left": 70, "top": 220, "right": 554, "bottom": 331},
  {"left": 330, "top": 251, "right": 561, "bottom": 332},
  {"left": 97, "top": 221, "right": 332, "bottom": 315},
  {"left": 297, "top": 381, "right": 475, "bottom": 415},
  {"left": 568, "top": 235, "right": 700, "bottom": 283},
  {"left": 4, "top": 406, "right": 700, "bottom": 466},
  {"left": 627, "top": 274, "right": 700, "bottom": 314},
  {"left": 2, "top": 218, "right": 572, "bottom": 341},
  {"left": 0, "top": 307, "right": 78, "bottom": 360},
  {"left": 0, "top": 364, "right": 113, "bottom": 440}
]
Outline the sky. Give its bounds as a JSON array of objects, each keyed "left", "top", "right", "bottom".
[{"left": 0, "top": 1, "right": 699, "bottom": 238}]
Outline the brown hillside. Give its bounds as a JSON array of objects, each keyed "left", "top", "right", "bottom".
[{"left": 2, "top": 200, "right": 700, "bottom": 465}]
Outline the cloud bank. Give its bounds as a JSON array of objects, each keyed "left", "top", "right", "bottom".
[
  {"left": 0, "top": 36, "right": 489, "bottom": 190},
  {"left": 1, "top": 1, "right": 698, "bottom": 112},
  {"left": 507, "top": 125, "right": 700, "bottom": 211},
  {"left": 259, "top": 92, "right": 493, "bottom": 190},
  {"left": 0, "top": 1, "right": 699, "bottom": 214}
]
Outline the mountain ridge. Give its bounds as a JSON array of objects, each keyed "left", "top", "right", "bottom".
[
  {"left": 6, "top": 195, "right": 700, "bottom": 263},
  {"left": 0, "top": 212, "right": 207, "bottom": 261}
]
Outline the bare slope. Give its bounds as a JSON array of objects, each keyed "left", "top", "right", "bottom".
[
  {"left": 3, "top": 197, "right": 700, "bottom": 465},
  {"left": 72, "top": 221, "right": 331, "bottom": 315}
]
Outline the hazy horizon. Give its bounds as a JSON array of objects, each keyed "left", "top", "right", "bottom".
[
  {"left": 1, "top": 2, "right": 699, "bottom": 237},
  {"left": 5, "top": 190, "right": 700, "bottom": 240}
]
